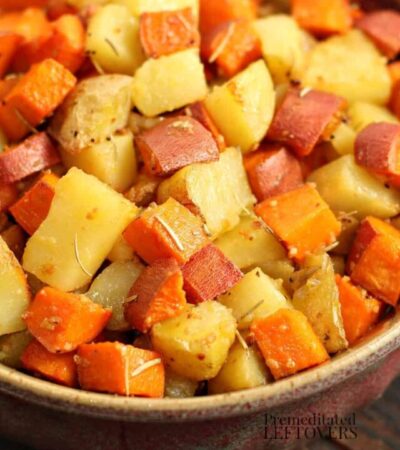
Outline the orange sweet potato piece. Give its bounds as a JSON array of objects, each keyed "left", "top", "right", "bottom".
[
  {"left": 76, "top": 342, "right": 165, "bottom": 398},
  {"left": 0, "top": 59, "right": 76, "bottom": 142},
  {"left": 10, "top": 171, "right": 58, "bottom": 235},
  {"left": 136, "top": 116, "right": 220, "bottom": 176},
  {"left": 354, "top": 122, "right": 400, "bottom": 182},
  {"left": 124, "top": 198, "right": 209, "bottom": 265},
  {"left": 335, "top": 275, "right": 383, "bottom": 345},
  {"left": 251, "top": 308, "right": 329, "bottom": 380},
  {"left": 24, "top": 287, "right": 111, "bottom": 353},
  {"left": 0, "top": 223, "right": 26, "bottom": 260},
  {"left": 267, "top": 87, "right": 347, "bottom": 157},
  {"left": 291, "top": 0, "right": 353, "bottom": 36},
  {"left": 47, "top": 0, "right": 78, "bottom": 21},
  {"left": 388, "top": 61, "right": 400, "bottom": 85},
  {"left": 356, "top": 10, "right": 400, "bottom": 59},
  {"left": 0, "top": 33, "right": 22, "bottom": 78},
  {"left": 184, "top": 101, "right": 226, "bottom": 151},
  {"left": 255, "top": 184, "right": 341, "bottom": 261},
  {"left": 0, "top": 0, "right": 48, "bottom": 8},
  {"left": 347, "top": 216, "right": 400, "bottom": 306},
  {"left": 125, "top": 258, "right": 187, "bottom": 333},
  {"left": 244, "top": 145, "right": 303, "bottom": 201},
  {"left": 182, "top": 244, "right": 243, "bottom": 303},
  {"left": 0, "top": 133, "right": 60, "bottom": 184},
  {"left": 0, "top": 183, "right": 18, "bottom": 213},
  {"left": 140, "top": 8, "right": 199, "bottom": 59},
  {"left": 201, "top": 20, "right": 261, "bottom": 78},
  {"left": 199, "top": 0, "right": 258, "bottom": 35},
  {"left": 391, "top": 82, "right": 400, "bottom": 120},
  {"left": 21, "top": 339, "right": 77, "bottom": 387}
]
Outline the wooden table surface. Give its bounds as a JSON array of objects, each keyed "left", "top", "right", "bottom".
[{"left": 1, "top": 377, "right": 399, "bottom": 450}]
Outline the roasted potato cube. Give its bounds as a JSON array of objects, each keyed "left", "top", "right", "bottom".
[
  {"left": 50, "top": 75, "right": 133, "bottom": 155},
  {"left": 292, "top": 254, "right": 348, "bottom": 354},
  {"left": 301, "top": 30, "right": 391, "bottom": 105},
  {"left": 0, "top": 330, "right": 32, "bottom": 368},
  {"left": 157, "top": 147, "right": 255, "bottom": 238},
  {"left": 208, "top": 339, "right": 269, "bottom": 394},
  {"left": 219, "top": 268, "right": 292, "bottom": 330},
  {"left": 119, "top": 0, "right": 199, "bottom": 18},
  {"left": 0, "top": 236, "right": 31, "bottom": 336},
  {"left": 23, "top": 168, "right": 137, "bottom": 292},
  {"left": 330, "top": 122, "right": 356, "bottom": 155},
  {"left": 308, "top": 155, "right": 400, "bottom": 219},
  {"left": 204, "top": 60, "right": 275, "bottom": 153},
  {"left": 132, "top": 49, "right": 207, "bottom": 117},
  {"left": 165, "top": 368, "right": 198, "bottom": 398},
  {"left": 151, "top": 301, "right": 236, "bottom": 381},
  {"left": 87, "top": 260, "right": 144, "bottom": 331},
  {"left": 348, "top": 101, "right": 399, "bottom": 132}
]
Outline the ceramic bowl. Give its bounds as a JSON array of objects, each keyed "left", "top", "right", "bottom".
[{"left": 0, "top": 310, "right": 399, "bottom": 450}]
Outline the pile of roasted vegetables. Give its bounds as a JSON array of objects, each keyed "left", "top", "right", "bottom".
[{"left": 0, "top": 0, "right": 400, "bottom": 399}]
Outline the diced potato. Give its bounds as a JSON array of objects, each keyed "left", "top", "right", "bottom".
[
  {"left": 348, "top": 101, "right": 399, "bottom": 133},
  {"left": 61, "top": 130, "right": 137, "bottom": 193},
  {"left": 208, "top": 339, "right": 269, "bottom": 394},
  {"left": 214, "top": 216, "right": 294, "bottom": 281},
  {"left": 157, "top": 147, "right": 255, "bottom": 238},
  {"left": 205, "top": 60, "right": 275, "bottom": 153},
  {"left": 86, "top": 260, "right": 144, "bottom": 331},
  {"left": 219, "top": 268, "right": 292, "bottom": 330},
  {"left": 23, "top": 168, "right": 138, "bottom": 292},
  {"left": 151, "top": 301, "right": 236, "bottom": 381},
  {"left": 252, "top": 15, "right": 307, "bottom": 84},
  {"left": 0, "top": 237, "right": 31, "bottom": 336},
  {"left": 330, "top": 122, "right": 356, "bottom": 155},
  {"left": 118, "top": 0, "right": 199, "bottom": 18},
  {"left": 165, "top": 369, "right": 198, "bottom": 398},
  {"left": 107, "top": 235, "right": 137, "bottom": 263},
  {"left": 132, "top": 49, "right": 207, "bottom": 117},
  {"left": 50, "top": 75, "right": 133, "bottom": 155},
  {"left": 292, "top": 254, "right": 348, "bottom": 354},
  {"left": 86, "top": 4, "right": 145, "bottom": 75},
  {"left": 309, "top": 155, "right": 400, "bottom": 220},
  {"left": 0, "top": 331, "right": 32, "bottom": 368},
  {"left": 302, "top": 30, "right": 391, "bottom": 105}
]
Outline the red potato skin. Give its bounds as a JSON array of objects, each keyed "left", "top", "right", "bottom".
[
  {"left": 136, "top": 116, "right": 220, "bottom": 176},
  {"left": 184, "top": 102, "right": 226, "bottom": 151},
  {"left": 140, "top": 8, "right": 200, "bottom": 59},
  {"left": 0, "top": 132, "right": 60, "bottom": 184},
  {"left": 356, "top": 10, "right": 400, "bottom": 58},
  {"left": 182, "top": 244, "right": 243, "bottom": 303},
  {"left": 355, "top": 122, "right": 400, "bottom": 178},
  {"left": 267, "top": 87, "right": 347, "bottom": 157},
  {"left": 347, "top": 216, "right": 400, "bottom": 306},
  {"left": 244, "top": 145, "right": 304, "bottom": 201},
  {"left": 125, "top": 258, "right": 187, "bottom": 333}
]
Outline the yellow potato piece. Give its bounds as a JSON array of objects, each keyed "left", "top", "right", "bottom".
[{"left": 348, "top": 101, "right": 399, "bottom": 133}]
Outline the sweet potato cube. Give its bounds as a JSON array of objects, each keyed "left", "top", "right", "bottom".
[
  {"left": 24, "top": 287, "right": 111, "bottom": 353},
  {"left": 199, "top": 0, "right": 258, "bottom": 35},
  {"left": 125, "top": 258, "right": 187, "bottom": 333},
  {"left": 251, "top": 309, "right": 329, "bottom": 380},
  {"left": 184, "top": 101, "right": 225, "bottom": 151},
  {"left": 136, "top": 116, "right": 219, "bottom": 176},
  {"left": 10, "top": 172, "right": 58, "bottom": 235},
  {"left": 267, "top": 87, "right": 347, "bottom": 157},
  {"left": 0, "top": 183, "right": 18, "bottom": 213},
  {"left": 244, "top": 145, "right": 303, "bottom": 201},
  {"left": 0, "top": 0, "right": 48, "bottom": 9},
  {"left": 182, "top": 244, "right": 243, "bottom": 303},
  {"left": 0, "top": 133, "right": 60, "bottom": 184},
  {"left": 140, "top": 8, "right": 199, "bottom": 59},
  {"left": 21, "top": 339, "right": 77, "bottom": 387},
  {"left": 292, "top": 0, "right": 353, "bottom": 36},
  {"left": 201, "top": 20, "right": 261, "bottom": 78},
  {"left": 347, "top": 216, "right": 400, "bottom": 306},
  {"left": 255, "top": 184, "right": 341, "bottom": 261},
  {"left": 356, "top": 10, "right": 400, "bottom": 59},
  {"left": 76, "top": 342, "right": 165, "bottom": 398},
  {"left": 335, "top": 275, "right": 383, "bottom": 345},
  {"left": 123, "top": 198, "right": 209, "bottom": 265},
  {"left": 355, "top": 122, "right": 400, "bottom": 181},
  {"left": 0, "top": 33, "right": 22, "bottom": 78},
  {"left": 0, "top": 59, "right": 76, "bottom": 141}
]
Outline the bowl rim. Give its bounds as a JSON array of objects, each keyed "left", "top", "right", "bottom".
[{"left": 0, "top": 312, "right": 399, "bottom": 423}]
